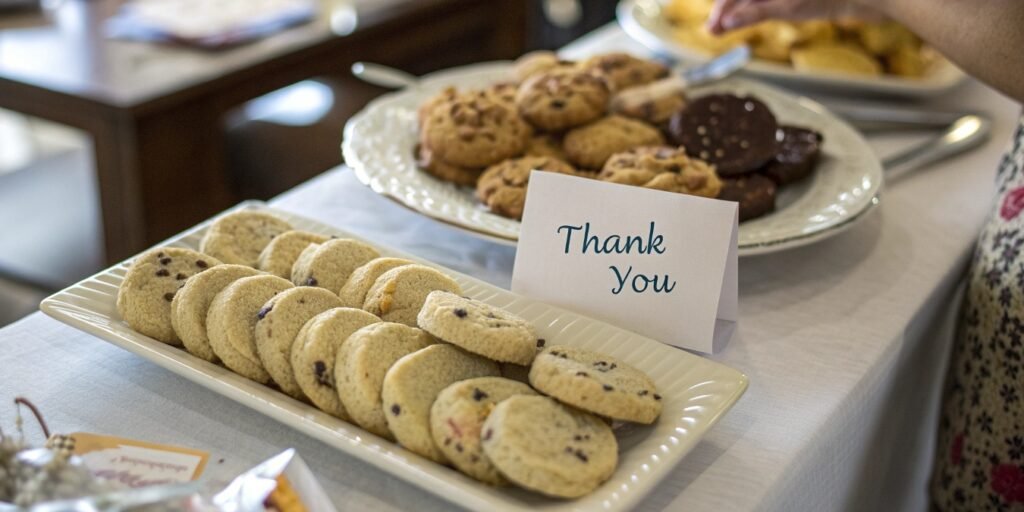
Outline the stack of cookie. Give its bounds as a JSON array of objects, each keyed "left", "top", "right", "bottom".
[
  {"left": 115, "top": 210, "right": 665, "bottom": 499},
  {"left": 414, "top": 51, "right": 824, "bottom": 223}
]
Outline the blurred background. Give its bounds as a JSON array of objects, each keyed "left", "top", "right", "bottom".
[{"left": 0, "top": 0, "right": 619, "bottom": 327}]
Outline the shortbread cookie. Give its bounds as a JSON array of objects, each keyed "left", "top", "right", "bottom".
[
  {"left": 257, "top": 230, "right": 330, "bottom": 279},
  {"left": 481, "top": 395, "right": 617, "bottom": 498},
  {"left": 291, "top": 307, "right": 380, "bottom": 418},
  {"left": 417, "top": 291, "right": 539, "bottom": 365},
  {"left": 475, "top": 156, "right": 578, "bottom": 220},
  {"left": 516, "top": 69, "right": 611, "bottom": 132},
  {"left": 579, "top": 52, "right": 668, "bottom": 91},
  {"left": 421, "top": 95, "right": 530, "bottom": 169},
  {"left": 337, "top": 257, "right": 415, "bottom": 308},
  {"left": 171, "top": 264, "right": 262, "bottom": 361},
  {"left": 207, "top": 274, "right": 293, "bottom": 382},
  {"left": 563, "top": 115, "right": 665, "bottom": 170},
  {"left": 252, "top": 287, "right": 345, "bottom": 399},
  {"left": 362, "top": 264, "right": 462, "bottom": 326},
  {"left": 529, "top": 345, "right": 661, "bottom": 424},
  {"left": 199, "top": 211, "right": 293, "bottom": 267},
  {"left": 335, "top": 322, "right": 435, "bottom": 438},
  {"left": 430, "top": 377, "right": 537, "bottom": 484},
  {"left": 668, "top": 93, "right": 780, "bottom": 176},
  {"left": 381, "top": 344, "right": 499, "bottom": 462},
  {"left": 289, "top": 238, "right": 380, "bottom": 292},
  {"left": 117, "top": 247, "right": 220, "bottom": 344}
]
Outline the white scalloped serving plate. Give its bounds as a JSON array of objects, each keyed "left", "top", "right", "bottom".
[
  {"left": 341, "top": 62, "right": 883, "bottom": 256},
  {"left": 617, "top": 0, "right": 968, "bottom": 98},
  {"left": 40, "top": 202, "right": 747, "bottom": 512}
]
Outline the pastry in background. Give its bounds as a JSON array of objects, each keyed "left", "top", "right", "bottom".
[{"left": 790, "top": 43, "right": 883, "bottom": 76}]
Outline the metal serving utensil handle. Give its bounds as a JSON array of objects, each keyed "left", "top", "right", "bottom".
[
  {"left": 351, "top": 62, "right": 419, "bottom": 90},
  {"left": 883, "top": 114, "right": 993, "bottom": 181}
]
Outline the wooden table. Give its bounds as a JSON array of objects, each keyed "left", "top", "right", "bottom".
[{"left": 0, "top": 0, "right": 525, "bottom": 262}]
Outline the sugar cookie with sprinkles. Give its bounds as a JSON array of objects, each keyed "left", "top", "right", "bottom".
[
  {"left": 117, "top": 247, "right": 221, "bottom": 344},
  {"left": 529, "top": 345, "right": 662, "bottom": 424},
  {"left": 429, "top": 377, "right": 537, "bottom": 484},
  {"left": 199, "top": 211, "right": 293, "bottom": 267},
  {"left": 416, "top": 291, "right": 539, "bottom": 365},
  {"left": 481, "top": 395, "right": 617, "bottom": 498}
]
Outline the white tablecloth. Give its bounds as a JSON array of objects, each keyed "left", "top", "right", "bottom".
[{"left": 1, "top": 24, "right": 1021, "bottom": 512}]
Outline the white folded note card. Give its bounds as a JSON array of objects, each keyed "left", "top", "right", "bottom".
[{"left": 512, "top": 172, "right": 738, "bottom": 353}]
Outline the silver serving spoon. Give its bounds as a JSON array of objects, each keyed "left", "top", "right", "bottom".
[
  {"left": 351, "top": 61, "right": 419, "bottom": 90},
  {"left": 883, "top": 113, "right": 992, "bottom": 181}
]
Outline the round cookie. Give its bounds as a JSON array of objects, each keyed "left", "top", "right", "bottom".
[
  {"left": 381, "top": 344, "right": 499, "bottom": 462},
  {"left": 417, "top": 291, "right": 540, "bottom": 365},
  {"left": 475, "top": 156, "right": 578, "bottom": 220},
  {"left": 481, "top": 395, "right": 617, "bottom": 498},
  {"left": 611, "top": 89, "right": 688, "bottom": 125},
  {"left": 599, "top": 146, "right": 722, "bottom": 198},
  {"left": 523, "top": 134, "right": 569, "bottom": 161},
  {"left": 718, "top": 174, "right": 778, "bottom": 222},
  {"left": 291, "top": 307, "right": 381, "bottom": 418},
  {"left": 206, "top": 274, "right": 293, "bottom": 383},
  {"left": 336, "top": 322, "right": 435, "bottom": 438},
  {"left": 418, "top": 86, "right": 459, "bottom": 128},
  {"left": 416, "top": 144, "right": 484, "bottom": 187},
  {"left": 516, "top": 68, "right": 611, "bottom": 132},
  {"left": 171, "top": 264, "right": 262, "bottom": 361},
  {"left": 668, "top": 93, "right": 781, "bottom": 176},
  {"left": 257, "top": 230, "right": 330, "bottom": 279},
  {"left": 362, "top": 264, "right": 462, "bottom": 326},
  {"left": 421, "top": 95, "right": 530, "bottom": 169},
  {"left": 253, "top": 286, "right": 345, "bottom": 399},
  {"left": 117, "top": 247, "right": 221, "bottom": 344},
  {"left": 579, "top": 52, "right": 669, "bottom": 91},
  {"left": 529, "top": 345, "right": 662, "bottom": 424},
  {"left": 513, "top": 50, "right": 572, "bottom": 82},
  {"left": 337, "top": 257, "right": 415, "bottom": 308},
  {"left": 199, "top": 211, "right": 293, "bottom": 267},
  {"left": 760, "top": 126, "right": 823, "bottom": 185},
  {"left": 563, "top": 115, "right": 665, "bottom": 170},
  {"left": 429, "top": 377, "right": 537, "bottom": 485},
  {"left": 289, "top": 238, "right": 380, "bottom": 292}
]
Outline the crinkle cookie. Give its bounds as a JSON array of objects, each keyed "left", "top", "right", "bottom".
[
  {"left": 417, "top": 291, "right": 540, "bottom": 365},
  {"left": 416, "top": 144, "right": 484, "bottom": 187},
  {"left": 516, "top": 69, "right": 611, "bottom": 132},
  {"left": 335, "top": 322, "right": 435, "bottom": 438},
  {"left": 579, "top": 52, "right": 668, "bottom": 91},
  {"left": 529, "top": 345, "right": 662, "bottom": 424},
  {"left": 291, "top": 307, "right": 380, "bottom": 418},
  {"left": 206, "top": 274, "right": 293, "bottom": 383},
  {"left": 430, "top": 377, "right": 537, "bottom": 484},
  {"left": 290, "top": 238, "right": 380, "bottom": 293},
  {"left": 481, "top": 395, "right": 617, "bottom": 498},
  {"left": 171, "top": 264, "right": 262, "bottom": 361},
  {"left": 117, "top": 247, "right": 220, "bottom": 344},
  {"left": 475, "top": 156, "right": 578, "bottom": 220},
  {"left": 381, "top": 344, "right": 499, "bottom": 462},
  {"left": 257, "top": 230, "right": 329, "bottom": 279},
  {"left": 253, "top": 286, "right": 344, "bottom": 399},
  {"left": 362, "top": 264, "right": 462, "bottom": 326},
  {"left": 599, "top": 146, "right": 721, "bottom": 198},
  {"left": 337, "top": 257, "right": 415, "bottom": 308},
  {"left": 199, "top": 211, "right": 292, "bottom": 267},
  {"left": 421, "top": 95, "right": 530, "bottom": 169},
  {"left": 563, "top": 115, "right": 665, "bottom": 170}
]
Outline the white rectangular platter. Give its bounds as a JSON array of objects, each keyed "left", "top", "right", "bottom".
[{"left": 40, "top": 201, "right": 748, "bottom": 512}]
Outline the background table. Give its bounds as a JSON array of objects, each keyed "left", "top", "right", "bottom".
[{"left": 1, "top": 24, "right": 1021, "bottom": 512}]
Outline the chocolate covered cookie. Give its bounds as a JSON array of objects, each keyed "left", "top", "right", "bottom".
[
  {"left": 760, "top": 126, "right": 823, "bottom": 185},
  {"left": 669, "top": 94, "right": 780, "bottom": 176},
  {"left": 718, "top": 174, "right": 778, "bottom": 222}
]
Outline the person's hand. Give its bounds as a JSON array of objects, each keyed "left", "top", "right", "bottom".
[{"left": 707, "top": 0, "right": 883, "bottom": 34}]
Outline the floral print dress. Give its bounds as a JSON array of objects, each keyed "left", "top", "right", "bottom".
[{"left": 932, "top": 116, "right": 1024, "bottom": 511}]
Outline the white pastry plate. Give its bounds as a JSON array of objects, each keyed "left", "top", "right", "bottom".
[
  {"left": 40, "top": 202, "right": 748, "bottom": 512},
  {"left": 342, "top": 62, "right": 883, "bottom": 257},
  {"left": 616, "top": 0, "right": 968, "bottom": 98}
]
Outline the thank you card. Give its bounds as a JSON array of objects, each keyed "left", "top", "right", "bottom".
[{"left": 511, "top": 172, "right": 737, "bottom": 353}]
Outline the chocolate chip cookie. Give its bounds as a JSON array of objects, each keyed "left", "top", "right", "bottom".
[
  {"left": 516, "top": 68, "right": 611, "bottom": 132},
  {"left": 599, "top": 146, "right": 721, "bottom": 198},
  {"left": 563, "top": 115, "right": 665, "bottom": 169},
  {"left": 579, "top": 52, "right": 669, "bottom": 91},
  {"left": 475, "top": 156, "right": 578, "bottom": 220},
  {"left": 421, "top": 95, "right": 530, "bottom": 169}
]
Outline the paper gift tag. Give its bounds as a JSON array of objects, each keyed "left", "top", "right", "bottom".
[
  {"left": 512, "top": 172, "right": 737, "bottom": 353},
  {"left": 71, "top": 432, "right": 209, "bottom": 487}
]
